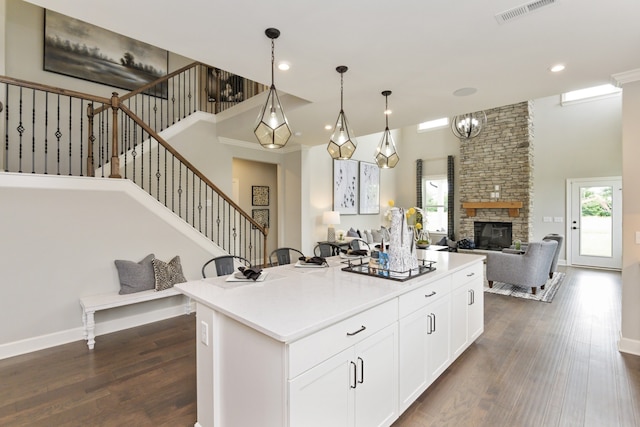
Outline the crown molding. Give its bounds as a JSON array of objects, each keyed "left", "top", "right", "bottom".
[{"left": 611, "top": 69, "right": 640, "bottom": 86}]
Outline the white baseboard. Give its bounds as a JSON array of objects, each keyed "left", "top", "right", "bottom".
[
  {"left": 0, "top": 303, "right": 194, "bottom": 360},
  {"left": 618, "top": 332, "right": 640, "bottom": 356}
]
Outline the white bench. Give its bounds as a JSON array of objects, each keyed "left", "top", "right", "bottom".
[{"left": 80, "top": 288, "right": 191, "bottom": 349}]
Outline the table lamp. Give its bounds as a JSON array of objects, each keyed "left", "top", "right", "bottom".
[{"left": 323, "top": 211, "right": 341, "bottom": 242}]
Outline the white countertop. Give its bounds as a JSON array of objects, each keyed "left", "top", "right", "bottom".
[{"left": 176, "top": 251, "right": 484, "bottom": 343}]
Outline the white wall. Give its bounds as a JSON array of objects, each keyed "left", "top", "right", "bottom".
[
  {"left": 533, "top": 94, "right": 622, "bottom": 260},
  {"left": 620, "top": 79, "right": 640, "bottom": 355},
  {"left": 303, "top": 131, "right": 398, "bottom": 255},
  {"left": 0, "top": 173, "right": 227, "bottom": 359}
]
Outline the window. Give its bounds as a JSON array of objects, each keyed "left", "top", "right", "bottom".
[
  {"left": 561, "top": 84, "right": 621, "bottom": 105},
  {"left": 417, "top": 117, "right": 449, "bottom": 133},
  {"left": 422, "top": 176, "right": 448, "bottom": 233}
]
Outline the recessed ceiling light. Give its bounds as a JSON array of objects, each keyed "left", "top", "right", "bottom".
[
  {"left": 453, "top": 87, "right": 477, "bottom": 97},
  {"left": 278, "top": 62, "right": 290, "bottom": 71},
  {"left": 550, "top": 64, "right": 565, "bottom": 73}
]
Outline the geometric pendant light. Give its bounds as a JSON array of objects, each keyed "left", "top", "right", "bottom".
[
  {"left": 327, "top": 65, "right": 357, "bottom": 159},
  {"left": 374, "top": 90, "right": 400, "bottom": 169},
  {"left": 450, "top": 110, "right": 486, "bottom": 140},
  {"left": 254, "top": 28, "right": 292, "bottom": 149}
]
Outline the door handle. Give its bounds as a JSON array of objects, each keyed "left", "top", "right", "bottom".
[
  {"left": 357, "top": 357, "right": 364, "bottom": 384},
  {"left": 347, "top": 325, "right": 366, "bottom": 336},
  {"left": 350, "top": 361, "right": 357, "bottom": 388}
]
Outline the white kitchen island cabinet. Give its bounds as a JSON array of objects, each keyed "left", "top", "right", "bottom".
[{"left": 176, "top": 251, "right": 485, "bottom": 427}]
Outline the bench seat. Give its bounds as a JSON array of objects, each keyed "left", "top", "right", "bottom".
[{"left": 80, "top": 288, "right": 191, "bottom": 349}]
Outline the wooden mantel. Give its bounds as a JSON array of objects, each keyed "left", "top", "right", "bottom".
[{"left": 462, "top": 201, "right": 523, "bottom": 217}]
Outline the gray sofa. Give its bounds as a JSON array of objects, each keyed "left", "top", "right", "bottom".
[{"left": 486, "top": 240, "right": 558, "bottom": 295}]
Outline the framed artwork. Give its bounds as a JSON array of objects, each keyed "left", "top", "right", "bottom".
[
  {"left": 252, "top": 185, "right": 270, "bottom": 206},
  {"left": 333, "top": 159, "right": 358, "bottom": 214},
  {"left": 252, "top": 209, "right": 269, "bottom": 229},
  {"left": 44, "top": 10, "right": 168, "bottom": 97},
  {"left": 359, "top": 162, "right": 380, "bottom": 214}
]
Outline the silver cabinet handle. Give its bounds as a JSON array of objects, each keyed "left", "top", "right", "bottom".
[
  {"left": 347, "top": 325, "right": 366, "bottom": 336},
  {"left": 350, "top": 361, "right": 357, "bottom": 388}
]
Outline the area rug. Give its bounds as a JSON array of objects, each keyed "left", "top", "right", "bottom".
[{"left": 483, "top": 272, "right": 565, "bottom": 303}]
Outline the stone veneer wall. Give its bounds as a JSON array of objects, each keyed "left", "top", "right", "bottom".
[{"left": 458, "top": 101, "right": 534, "bottom": 243}]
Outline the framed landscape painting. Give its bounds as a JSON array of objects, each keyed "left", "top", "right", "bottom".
[
  {"left": 333, "top": 159, "right": 358, "bottom": 214},
  {"left": 359, "top": 162, "right": 380, "bottom": 214},
  {"left": 44, "top": 10, "right": 168, "bottom": 96}
]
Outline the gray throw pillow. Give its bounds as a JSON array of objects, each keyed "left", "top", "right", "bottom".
[
  {"left": 115, "top": 253, "right": 156, "bottom": 295},
  {"left": 152, "top": 255, "right": 187, "bottom": 291},
  {"left": 347, "top": 227, "right": 359, "bottom": 238},
  {"left": 371, "top": 229, "right": 382, "bottom": 242}
]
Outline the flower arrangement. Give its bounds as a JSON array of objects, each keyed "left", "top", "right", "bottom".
[{"left": 385, "top": 200, "right": 429, "bottom": 245}]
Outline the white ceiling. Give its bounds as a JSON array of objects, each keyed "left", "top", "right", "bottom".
[{"left": 26, "top": 0, "right": 640, "bottom": 148}]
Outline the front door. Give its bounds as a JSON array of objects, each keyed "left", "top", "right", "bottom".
[{"left": 568, "top": 178, "right": 622, "bottom": 269}]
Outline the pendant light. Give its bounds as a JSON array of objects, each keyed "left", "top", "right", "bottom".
[
  {"left": 327, "top": 66, "right": 357, "bottom": 159},
  {"left": 254, "top": 28, "right": 292, "bottom": 149},
  {"left": 450, "top": 111, "right": 486, "bottom": 140},
  {"left": 375, "top": 90, "right": 399, "bottom": 169}
]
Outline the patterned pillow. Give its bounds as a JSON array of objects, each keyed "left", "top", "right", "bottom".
[
  {"left": 152, "top": 256, "right": 187, "bottom": 291},
  {"left": 115, "top": 254, "right": 156, "bottom": 295}
]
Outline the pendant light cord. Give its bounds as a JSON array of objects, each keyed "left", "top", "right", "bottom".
[
  {"left": 340, "top": 72, "right": 344, "bottom": 111},
  {"left": 271, "top": 39, "right": 275, "bottom": 88}
]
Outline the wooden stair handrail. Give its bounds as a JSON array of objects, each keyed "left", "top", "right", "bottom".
[
  {"left": 0, "top": 75, "right": 111, "bottom": 105},
  {"left": 119, "top": 103, "right": 269, "bottom": 265},
  {"left": 91, "top": 61, "right": 206, "bottom": 116}
]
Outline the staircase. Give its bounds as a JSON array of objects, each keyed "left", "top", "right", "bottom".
[{"left": 0, "top": 62, "right": 269, "bottom": 266}]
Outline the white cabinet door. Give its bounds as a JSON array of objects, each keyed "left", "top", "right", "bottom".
[
  {"left": 467, "top": 278, "right": 484, "bottom": 342},
  {"left": 354, "top": 323, "right": 398, "bottom": 427},
  {"left": 398, "top": 307, "right": 429, "bottom": 412},
  {"left": 426, "top": 295, "right": 451, "bottom": 384},
  {"left": 450, "top": 284, "right": 470, "bottom": 359},
  {"left": 289, "top": 324, "right": 398, "bottom": 427},
  {"left": 289, "top": 347, "right": 354, "bottom": 427}
]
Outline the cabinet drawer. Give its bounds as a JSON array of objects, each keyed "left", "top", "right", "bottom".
[
  {"left": 288, "top": 299, "right": 397, "bottom": 379},
  {"left": 451, "top": 262, "right": 484, "bottom": 289},
  {"left": 398, "top": 276, "right": 450, "bottom": 318}
]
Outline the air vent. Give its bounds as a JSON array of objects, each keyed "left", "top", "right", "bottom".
[{"left": 495, "top": 0, "right": 557, "bottom": 24}]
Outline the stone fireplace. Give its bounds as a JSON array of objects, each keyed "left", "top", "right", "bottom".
[{"left": 458, "top": 101, "right": 534, "bottom": 244}]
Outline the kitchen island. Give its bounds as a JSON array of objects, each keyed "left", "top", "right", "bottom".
[{"left": 176, "top": 250, "right": 485, "bottom": 427}]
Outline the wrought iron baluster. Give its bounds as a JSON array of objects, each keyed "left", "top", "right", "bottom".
[
  {"left": 18, "top": 86, "right": 24, "bottom": 173},
  {"left": 68, "top": 97, "right": 72, "bottom": 175},
  {"left": 31, "top": 90, "right": 35, "bottom": 173},
  {"left": 55, "top": 93, "right": 61, "bottom": 175},
  {"left": 79, "top": 99, "right": 84, "bottom": 176}
]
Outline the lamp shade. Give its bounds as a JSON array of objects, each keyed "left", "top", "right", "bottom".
[{"left": 323, "top": 211, "right": 341, "bottom": 225}]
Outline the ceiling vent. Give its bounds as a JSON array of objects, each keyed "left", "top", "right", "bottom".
[{"left": 495, "top": 0, "right": 557, "bottom": 24}]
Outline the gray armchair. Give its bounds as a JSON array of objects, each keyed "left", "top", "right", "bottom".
[
  {"left": 508, "top": 234, "right": 564, "bottom": 278},
  {"left": 486, "top": 240, "right": 558, "bottom": 295}
]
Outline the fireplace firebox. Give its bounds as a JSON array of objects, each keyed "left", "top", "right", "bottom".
[{"left": 473, "top": 221, "right": 512, "bottom": 250}]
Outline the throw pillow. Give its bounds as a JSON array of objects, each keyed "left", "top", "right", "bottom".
[
  {"left": 364, "top": 230, "right": 373, "bottom": 244},
  {"left": 115, "top": 253, "right": 156, "bottom": 295},
  {"left": 152, "top": 255, "right": 187, "bottom": 291},
  {"left": 347, "top": 227, "right": 359, "bottom": 238},
  {"left": 371, "top": 229, "right": 382, "bottom": 242}
]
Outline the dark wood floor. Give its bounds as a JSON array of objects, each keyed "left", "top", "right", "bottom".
[{"left": 0, "top": 267, "right": 638, "bottom": 426}]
